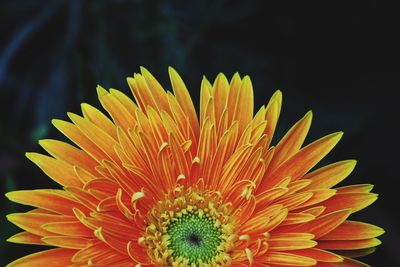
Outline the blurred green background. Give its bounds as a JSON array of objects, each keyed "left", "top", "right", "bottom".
[{"left": 1, "top": 0, "right": 399, "bottom": 265}]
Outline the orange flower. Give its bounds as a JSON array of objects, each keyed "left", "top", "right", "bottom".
[{"left": 6, "top": 67, "right": 383, "bottom": 266}]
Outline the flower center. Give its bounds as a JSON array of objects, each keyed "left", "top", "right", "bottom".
[
  {"left": 188, "top": 233, "right": 201, "bottom": 246},
  {"left": 167, "top": 211, "right": 221, "bottom": 263},
  {"left": 143, "top": 186, "right": 237, "bottom": 266}
]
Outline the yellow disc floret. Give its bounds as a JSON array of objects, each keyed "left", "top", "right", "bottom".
[{"left": 144, "top": 186, "right": 237, "bottom": 266}]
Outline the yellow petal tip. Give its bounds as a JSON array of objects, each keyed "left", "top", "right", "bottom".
[
  {"left": 25, "top": 152, "right": 38, "bottom": 161},
  {"left": 80, "top": 102, "right": 91, "bottom": 110},
  {"left": 5, "top": 213, "right": 13, "bottom": 220},
  {"left": 126, "top": 76, "right": 134, "bottom": 83},
  {"left": 96, "top": 85, "right": 108, "bottom": 96},
  {"left": 50, "top": 118, "right": 60, "bottom": 126},
  {"left": 329, "top": 131, "right": 344, "bottom": 142},
  {"left": 4, "top": 191, "right": 14, "bottom": 200},
  {"left": 273, "top": 89, "right": 283, "bottom": 98},
  {"left": 67, "top": 112, "right": 80, "bottom": 121},
  {"left": 139, "top": 66, "right": 148, "bottom": 73},
  {"left": 168, "top": 66, "right": 176, "bottom": 73}
]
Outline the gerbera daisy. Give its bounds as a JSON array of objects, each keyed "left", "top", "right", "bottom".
[{"left": 6, "top": 67, "right": 383, "bottom": 267}]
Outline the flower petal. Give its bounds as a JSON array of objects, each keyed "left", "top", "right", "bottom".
[
  {"left": 269, "top": 111, "right": 312, "bottom": 170},
  {"left": 168, "top": 67, "right": 199, "bottom": 137},
  {"left": 289, "top": 248, "right": 343, "bottom": 263},
  {"left": 303, "top": 160, "right": 357, "bottom": 190},
  {"left": 7, "top": 232, "right": 45, "bottom": 245},
  {"left": 319, "top": 192, "right": 378, "bottom": 214},
  {"left": 140, "top": 66, "right": 171, "bottom": 114},
  {"left": 41, "top": 221, "right": 93, "bottom": 237},
  {"left": 6, "top": 190, "right": 90, "bottom": 215},
  {"left": 81, "top": 103, "right": 117, "bottom": 139},
  {"left": 319, "top": 221, "right": 384, "bottom": 240},
  {"left": 316, "top": 238, "right": 381, "bottom": 250},
  {"left": 41, "top": 236, "right": 93, "bottom": 249},
  {"left": 289, "top": 209, "right": 352, "bottom": 239},
  {"left": 6, "top": 212, "right": 75, "bottom": 236},
  {"left": 263, "top": 251, "right": 316, "bottom": 266},
  {"left": 7, "top": 248, "right": 77, "bottom": 267},
  {"left": 264, "top": 90, "right": 282, "bottom": 147},
  {"left": 260, "top": 132, "right": 343, "bottom": 190},
  {"left": 25, "top": 153, "right": 83, "bottom": 187}
]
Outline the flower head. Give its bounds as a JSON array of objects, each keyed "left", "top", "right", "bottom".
[{"left": 6, "top": 67, "right": 383, "bottom": 266}]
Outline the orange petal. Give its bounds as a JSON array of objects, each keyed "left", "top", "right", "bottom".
[
  {"left": 290, "top": 248, "right": 343, "bottom": 262},
  {"left": 226, "top": 73, "right": 242, "bottom": 125},
  {"left": 96, "top": 86, "right": 136, "bottom": 131},
  {"left": 81, "top": 103, "right": 117, "bottom": 139},
  {"left": 294, "top": 189, "right": 337, "bottom": 210},
  {"left": 269, "top": 111, "right": 312, "bottom": 170},
  {"left": 275, "top": 192, "right": 313, "bottom": 210},
  {"left": 268, "top": 233, "right": 317, "bottom": 251},
  {"left": 316, "top": 238, "right": 381, "bottom": 250},
  {"left": 25, "top": 153, "right": 83, "bottom": 187},
  {"left": 7, "top": 248, "right": 76, "bottom": 267},
  {"left": 67, "top": 113, "right": 120, "bottom": 164},
  {"left": 41, "top": 236, "right": 92, "bottom": 249},
  {"left": 109, "top": 89, "right": 139, "bottom": 117},
  {"left": 264, "top": 90, "right": 282, "bottom": 147},
  {"left": 52, "top": 119, "right": 107, "bottom": 163},
  {"left": 74, "top": 166, "right": 98, "bottom": 184},
  {"left": 304, "top": 160, "right": 357, "bottom": 190},
  {"left": 65, "top": 186, "right": 99, "bottom": 211},
  {"left": 83, "top": 178, "right": 119, "bottom": 197},
  {"left": 41, "top": 221, "right": 93, "bottom": 237},
  {"left": 71, "top": 241, "right": 111, "bottom": 263},
  {"left": 279, "top": 212, "right": 316, "bottom": 226},
  {"left": 168, "top": 67, "right": 199, "bottom": 137},
  {"left": 260, "top": 132, "right": 343, "bottom": 190},
  {"left": 7, "top": 212, "right": 75, "bottom": 236},
  {"left": 319, "top": 221, "right": 384, "bottom": 240},
  {"left": 289, "top": 209, "right": 352, "bottom": 239},
  {"left": 329, "top": 257, "right": 371, "bottom": 267},
  {"left": 39, "top": 139, "right": 98, "bottom": 175},
  {"left": 166, "top": 91, "right": 193, "bottom": 140},
  {"left": 335, "top": 184, "right": 374, "bottom": 193},
  {"left": 7, "top": 232, "right": 45, "bottom": 245},
  {"left": 336, "top": 248, "right": 376, "bottom": 259},
  {"left": 286, "top": 179, "right": 312, "bottom": 194},
  {"left": 235, "top": 196, "right": 257, "bottom": 225},
  {"left": 197, "top": 119, "right": 215, "bottom": 184},
  {"left": 6, "top": 190, "right": 90, "bottom": 215},
  {"left": 140, "top": 66, "right": 171, "bottom": 114},
  {"left": 319, "top": 192, "right": 378, "bottom": 214},
  {"left": 207, "top": 127, "right": 237, "bottom": 187},
  {"left": 255, "top": 187, "right": 289, "bottom": 211},
  {"left": 263, "top": 251, "right": 316, "bottom": 266},
  {"left": 234, "top": 76, "right": 254, "bottom": 134},
  {"left": 169, "top": 132, "right": 190, "bottom": 177},
  {"left": 219, "top": 144, "right": 254, "bottom": 192},
  {"left": 263, "top": 208, "right": 289, "bottom": 233},
  {"left": 300, "top": 206, "right": 326, "bottom": 217},
  {"left": 200, "top": 76, "right": 212, "bottom": 124},
  {"left": 93, "top": 227, "right": 128, "bottom": 255},
  {"left": 212, "top": 73, "right": 230, "bottom": 128},
  {"left": 127, "top": 74, "right": 158, "bottom": 113},
  {"left": 127, "top": 240, "right": 153, "bottom": 265},
  {"left": 240, "top": 213, "right": 271, "bottom": 235}
]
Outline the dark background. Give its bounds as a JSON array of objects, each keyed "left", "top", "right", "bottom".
[{"left": 1, "top": 1, "right": 399, "bottom": 266}]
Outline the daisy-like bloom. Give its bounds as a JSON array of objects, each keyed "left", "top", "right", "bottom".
[{"left": 6, "top": 67, "right": 383, "bottom": 267}]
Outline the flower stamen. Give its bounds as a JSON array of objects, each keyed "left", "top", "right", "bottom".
[{"left": 144, "top": 186, "right": 237, "bottom": 266}]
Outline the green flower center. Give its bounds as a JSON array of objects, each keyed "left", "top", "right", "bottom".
[
  {"left": 167, "top": 211, "right": 222, "bottom": 264},
  {"left": 144, "top": 188, "right": 236, "bottom": 265}
]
